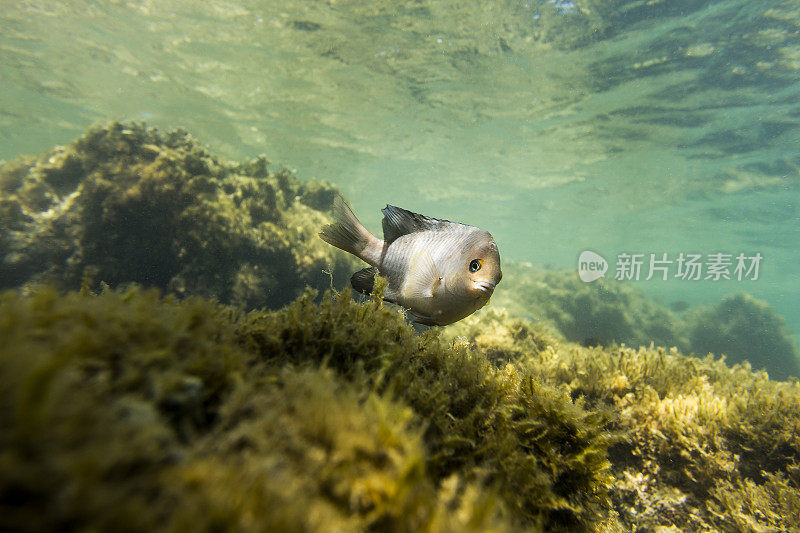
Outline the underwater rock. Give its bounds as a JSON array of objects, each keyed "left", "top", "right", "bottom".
[
  {"left": 687, "top": 293, "right": 800, "bottom": 380},
  {"left": 1, "top": 286, "right": 798, "bottom": 531},
  {"left": 444, "top": 304, "right": 800, "bottom": 531},
  {"left": 0, "top": 287, "right": 512, "bottom": 532},
  {"left": 0, "top": 286, "right": 608, "bottom": 532},
  {"left": 0, "top": 121, "right": 360, "bottom": 310},
  {"left": 488, "top": 262, "right": 690, "bottom": 351},
  {"left": 488, "top": 261, "right": 798, "bottom": 380}
]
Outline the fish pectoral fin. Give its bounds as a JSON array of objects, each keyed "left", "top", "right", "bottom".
[
  {"left": 408, "top": 310, "right": 439, "bottom": 326},
  {"left": 351, "top": 267, "right": 378, "bottom": 295},
  {"left": 403, "top": 249, "right": 441, "bottom": 299}
]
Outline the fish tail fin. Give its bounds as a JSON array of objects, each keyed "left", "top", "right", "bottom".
[
  {"left": 319, "top": 196, "right": 375, "bottom": 260},
  {"left": 350, "top": 267, "right": 378, "bottom": 295}
]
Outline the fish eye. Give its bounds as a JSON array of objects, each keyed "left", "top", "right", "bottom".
[{"left": 469, "top": 259, "right": 482, "bottom": 273}]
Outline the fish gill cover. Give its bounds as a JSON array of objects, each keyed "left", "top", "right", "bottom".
[{"left": 0, "top": 123, "right": 799, "bottom": 531}]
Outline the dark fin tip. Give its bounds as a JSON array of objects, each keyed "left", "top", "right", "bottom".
[{"left": 350, "top": 267, "right": 378, "bottom": 295}]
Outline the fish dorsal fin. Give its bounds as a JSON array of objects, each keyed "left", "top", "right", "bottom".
[
  {"left": 403, "top": 249, "right": 442, "bottom": 300},
  {"left": 381, "top": 205, "right": 450, "bottom": 244}
]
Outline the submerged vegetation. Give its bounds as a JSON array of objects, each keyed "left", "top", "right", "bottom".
[
  {"left": 1, "top": 285, "right": 799, "bottom": 531},
  {"left": 0, "top": 121, "right": 359, "bottom": 309},
  {"left": 0, "top": 286, "right": 601, "bottom": 531},
  {"left": 490, "top": 262, "right": 800, "bottom": 380},
  {"left": 1, "top": 123, "right": 799, "bottom": 530},
  {"left": 687, "top": 293, "right": 800, "bottom": 380},
  {"left": 449, "top": 306, "right": 800, "bottom": 530}
]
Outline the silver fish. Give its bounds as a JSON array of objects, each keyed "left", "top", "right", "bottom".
[{"left": 319, "top": 197, "right": 502, "bottom": 326}]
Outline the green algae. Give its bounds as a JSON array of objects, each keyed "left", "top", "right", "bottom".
[
  {"left": 450, "top": 309, "right": 800, "bottom": 531},
  {"left": 232, "top": 284, "right": 616, "bottom": 529},
  {"left": 0, "top": 287, "right": 515, "bottom": 532},
  {"left": 0, "top": 286, "right": 607, "bottom": 531},
  {"left": 0, "top": 121, "right": 359, "bottom": 309},
  {"left": 2, "top": 285, "right": 799, "bottom": 531}
]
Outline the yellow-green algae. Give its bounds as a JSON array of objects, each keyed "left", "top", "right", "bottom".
[
  {"left": 1, "top": 285, "right": 799, "bottom": 531},
  {"left": 448, "top": 307, "right": 800, "bottom": 530},
  {"left": 0, "top": 121, "right": 360, "bottom": 309},
  {"left": 0, "top": 286, "right": 513, "bottom": 532}
]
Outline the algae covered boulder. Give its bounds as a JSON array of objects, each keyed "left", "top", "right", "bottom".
[
  {"left": 0, "top": 285, "right": 622, "bottom": 532},
  {"left": 0, "top": 121, "right": 359, "bottom": 309},
  {"left": 687, "top": 293, "right": 800, "bottom": 380},
  {"left": 0, "top": 287, "right": 509, "bottom": 532},
  {"left": 448, "top": 307, "right": 800, "bottom": 531},
  {"left": 490, "top": 262, "right": 799, "bottom": 380},
  {"left": 490, "top": 262, "right": 690, "bottom": 352},
  {"left": 1, "top": 283, "right": 799, "bottom": 531}
]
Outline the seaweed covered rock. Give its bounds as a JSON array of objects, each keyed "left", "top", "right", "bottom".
[
  {"left": 0, "top": 287, "right": 511, "bottom": 532},
  {"left": 687, "top": 293, "right": 800, "bottom": 380},
  {"left": 490, "top": 261, "right": 799, "bottom": 380},
  {"left": 235, "top": 284, "right": 618, "bottom": 530},
  {"left": 0, "top": 121, "right": 359, "bottom": 309},
  {"left": 0, "top": 286, "right": 618, "bottom": 532},
  {"left": 491, "top": 262, "right": 689, "bottom": 352},
  {"left": 2, "top": 285, "right": 799, "bottom": 531},
  {"left": 451, "top": 312, "right": 800, "bottom": 531}
]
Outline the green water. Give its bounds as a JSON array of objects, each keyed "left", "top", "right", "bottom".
[{"left": 2, "top": 0, "right": 799, "bottom": 338}]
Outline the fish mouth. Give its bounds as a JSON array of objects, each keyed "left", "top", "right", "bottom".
[{"left": 473, "top": 281, "right": 496, "bottom": 294}]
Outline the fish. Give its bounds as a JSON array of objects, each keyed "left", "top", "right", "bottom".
[{"left": 319, "top": 196, "right": 502, "bottom": 326}]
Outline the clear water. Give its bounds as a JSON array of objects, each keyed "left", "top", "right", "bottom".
[{"left": 2, "top": 0, "right": 799, "bottom": 340}]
